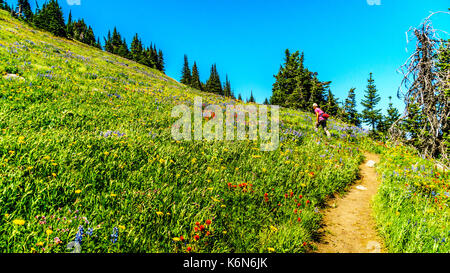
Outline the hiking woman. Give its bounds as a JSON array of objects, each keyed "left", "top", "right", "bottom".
[{"left": 313, "top": 103, "right": 331, "bottom": 138}]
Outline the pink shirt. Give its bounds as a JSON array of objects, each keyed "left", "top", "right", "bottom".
[{"left": 315, "top": 108, "right": 325, "bottom": 121}]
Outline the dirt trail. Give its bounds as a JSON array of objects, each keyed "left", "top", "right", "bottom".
[{"left": 314, "top": 152, "right": 385, "bottom": 253}]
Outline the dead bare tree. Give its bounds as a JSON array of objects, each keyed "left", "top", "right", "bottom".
[{"left": 389, "top": 12, "right": 450, "bottom": 163}]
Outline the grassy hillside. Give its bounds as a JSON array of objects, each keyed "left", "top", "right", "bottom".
[
  {"left": 373, "top": 144, "right": 450, "bottom": 253},
  {"left": 0, "top": 10, "right": 372, "bottom": 253}
]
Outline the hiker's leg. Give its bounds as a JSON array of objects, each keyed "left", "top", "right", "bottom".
[{"left": 322, "top": 121, "right": 331, "bottom": 138}]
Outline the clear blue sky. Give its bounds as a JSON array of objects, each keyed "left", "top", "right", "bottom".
[{"left": 7, "top": 0, "right": 450, "bottom": 114}]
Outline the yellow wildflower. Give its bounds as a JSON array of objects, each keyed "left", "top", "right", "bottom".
[
  {"left": 270, "top": 226, "right": 278, "bottom": 232},
  {"left": 12, "top": 219, "right": 25, "bottom": 226},
  {"left": 75, "top": 189, "right": 82, "bottom": 194},
  {"left": 268, "top": 247, "right": 275, "bottom": 252},
  {"left": 118, "top": 225, "right": 126, "bottom": 230},
  {"left": 156, "top": 211, "right": 164, "bottom": 216},
  {"left": 46, "top": 229, "right": 53, "bottom": 236}
]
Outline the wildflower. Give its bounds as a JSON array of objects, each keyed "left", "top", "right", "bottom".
[
  {"left": 156, "top": 211, "right": 164, "bottom": 216},
  {"left": 173, "top": 237, "right": 181, "bottom": 242},
  {"left": 12, "top": 219, "right": 25, "bottom": 226},
  {"left": 118, "top": 225, "right": 125, "bottom": 230},
  {"left": 75, "top": 189, "right": 82, "bottom": 194},
  {"left": 86, "top": 228, "right": 93, "bottom": 236},
  {"left": 111, "top": 227, "right": 119, "bottom": 243},
  {"left": 54, "top": 237, "right": 62, "bottom": 245},
  {"left": 270, "top": 226, "right": 278, "bottom": 232},
  {"left": 186, "top": 246, "right": 192, "bottom": 252},
  {"left": 180, "top": 236, "right": 184, "bottom": 241},
  {"left": 110, "top": 193, "right": 117, "bottom": 197},
  {"left": 268, "top": 247, "right": 275, "bottom": 252},
  {"left": 194, "top": 235, "right": 200, "bottom": 241},
  {"left": 205, "top": 219, "right": 212, "bottom": 225},
  {"left": 46, "top": 229, "right": 53, "bottom": 236},
  {"left": 75, "top": 226, "right": 84, "bottom": 244},
  {"left": 36, "top": 242, "right": 44, "bottom": 246}
]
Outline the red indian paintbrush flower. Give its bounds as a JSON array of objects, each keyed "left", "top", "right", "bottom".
[{"left": 205, "top": 219, "right": 211, "bottom": 225}]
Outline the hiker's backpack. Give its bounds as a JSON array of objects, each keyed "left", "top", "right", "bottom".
[{"left": 321, "top": 113, "right": 330, "bottom": 119}]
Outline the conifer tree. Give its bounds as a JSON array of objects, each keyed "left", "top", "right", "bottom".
[
  {"left": 223, "top": 75, "right": 232, "bottom": 97},
  {"left": 18, "top": 0, "right": 33, "bottom": 22},
  {"left": 263, "top": 98, "right": 269, "bottom": 105},
  {"left": 361, "top": 73, "right": 382, "bottom": 134},
  {"left": 104, "top": 30, "right": 113, "bottom": 53},
  {"left": 206, "top": 64, "right": 223, "bottom": 95},
  {"left": 385, "top": 96, "right": 400, "bottom": 130},
  {"left": 325, "top": 89, "right": 339, "bottom": 116},
  {"left": 344, "top": 88, "right": 360, "bottom": 126},
  {"left": 190, "top": 62, "right": 202, "bottom": 90},
  {"left": 34, "top": 0, "right": 66, "bottom": 37},
  {"left": 66, "top": 10, "right": 73, "bottom": 38},
  {"left": 157, "top": 50, "right": 165, "bottom": 73},
  {"left": 131, "top": 33, "right": 144, "bottom": 63},
  {"left": 238, "top": 93, "right": 243, "bottom": 101},
  {"left": 180, "top": 55, "right": 192, "bottom": 85},
  {"left": 248, "top": 91, "right": 256, "bottom": 103}
]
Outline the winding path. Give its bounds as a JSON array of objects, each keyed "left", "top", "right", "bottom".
[{"left": 314, "top": 152, "right": 385, "bottom": 253}]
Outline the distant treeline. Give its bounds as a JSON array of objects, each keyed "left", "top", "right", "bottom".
[
  {"left": 2, "top": 0, "right": 165, "bottom": 73},
  {"left": 180, "top": 55, "right": 244, "bottom": 101}
]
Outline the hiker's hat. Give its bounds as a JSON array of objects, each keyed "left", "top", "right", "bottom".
[{"left": 313, "top": 103, "right": 318, "bottom": 108}]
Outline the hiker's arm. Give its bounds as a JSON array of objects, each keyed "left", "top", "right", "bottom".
[{"left": 315, "top": 112, "right": 319, "bottom": 123}]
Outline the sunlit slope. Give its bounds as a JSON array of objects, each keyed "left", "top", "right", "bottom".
[{"left": 0, "top": 10, "right": 369, "bottom": 253}]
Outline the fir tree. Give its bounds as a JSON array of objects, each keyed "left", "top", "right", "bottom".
[
  {"left": 157, "top": 50, "right": 165, "bottom": 73},
  {"left": 131, "top": 33, "right": 144, "bottom": 63},
  {"left": 190, "top": 62, "right": 202, "bottom": 90},
  {"left": 223, "top": 75, "right": 232, "bottom": 97},
  {"left": 18, "top": 0, "right": 33, "bottom": 22},
  {"left": 325, "top": 89, "right": 339, "bottom": 116},
  {"left": 66, "top": 10, "right": 73, "bottom": 37},
  {"left": 33, "top": 0, "right": 66, "bottom": 37},
  {"left": 385, "top": 96, "right": 400, "bottom": 130},
  {"left": 344, "top": 88, "right": 360, "bottom": 126},
  {"left": 263, "top": 98, "right": 269, "bottom": 105},
  {"left": 361, "top": 73, "right": 382, "bottom": 134},
  {"left": 206, "top": 64, "right": 223, "bottom": 95},
  {"left": 180, "top": 55, "right": 192, "bottom": 85},
  {"left": 248, "top": 91, "right": 256, "bottom": 103},
  {"left": 238, "top": 93, "right": 243, "bottom": 101}
]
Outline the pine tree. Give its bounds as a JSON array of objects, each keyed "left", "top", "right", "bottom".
[
  {"left": 117, "top": 37, "right": 130, "bottom": 59},
  {"left": 248, "top": 91, "right": 256, "bottom": 103},
  {"left": 66, "top": 10, "right": 73, "bottom": 38},
  {"left": 385, "top": 96, "right": 400, "bottom": 130},
  {"left": 33, "top": 0, "right": 66, "bottom": 37},
  {"left": 223, "top": 75, "right": 232, "bottom": 97},
  {"left": 157, "top": 50, "right": 165, "bottom": 73},
  {"left": 325, "top": 89, "right": 339, "bottom": 116},
  {"left": 344, "top": 88, "right": 360, "bottom": 126},
  {"left": 190, "top": 62, "right": 202, "bottom": 90},
  {"left": 18, "top": 0, "right": 33, "bottom": 22},
  {"left": 131, "top": 33, "right": 144, "bottom": 63},
  {"left": 238, "top": 93, "right": 243, "bottom": 101},
  {"left": 180, "top": 55, "right": 192, "bottom": 85},
  {"left": 206, "top": 64, "right": 223, "bottom": 95},
  {"left": 270, "top": 49, "right": 329, "bottom": 109},
  {"left": 361, "top": 73, "right": 382, "bottom": 135},
  {"left": 263, "top": 98, "right": 269, "bottom": 105},
  {"left": 96, "top": 37, "right": 102, "bottom": 49},
  {"left": 104, "top": 30, "right": 113, "bottom": 53}
]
